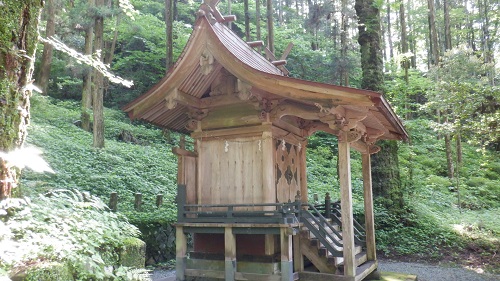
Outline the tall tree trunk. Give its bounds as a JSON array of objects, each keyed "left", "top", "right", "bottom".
[
  {"left": 0, "top": 0, "right": 43, "bottom": 199},
  {"left": 244, "top": 0, "right": 250, "bottom": 41},
  {"left": 165, "top": 0, "right": 174, "bottom": 71},
  {"left": 93, "top": 0, "right": 105, "bottom": 148},
  {"left": 105, "top": 15, "right": 119, "bottom": 65},
  {"left": 340, "top": 0, "right": 349, "bottom": 86},
  {"left": 399, "top": 0, "right": 409, "bottom": 84},
  {"left": 445, "top": 132, "right": 454, "bottom": 178},
  {"left": 355, "top": 0, "right": 403, "bottom": 210},
  {"left": 386, "top": 0, "right": 394, "bottom": 61},
  {"left": 427, "top": 0, "right": 439, "bottom": 66},
  {"left": 443, "top": 0, "right": 452, "bottom": 50},
  {"left": 36, "top": 0, "right": 56, "bottom": 95},
  {"left": 266, "top": 0, "right": 274, "bottom": 54},
  {"left": 228, "top": 0, "right": 232, "bottom": 29},
  {"left": 407, "top": 0, "right": 417, "bottom": 68},
  {"left": 256, "top": 0, "right": 262, "bottom": 53},
  {"left": 81, "top": 16, "right": 94, "bottom": 132}
]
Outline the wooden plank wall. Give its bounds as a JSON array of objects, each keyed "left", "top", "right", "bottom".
[{"left": 198, "top": 136, "right": 265, "bottom": 208}]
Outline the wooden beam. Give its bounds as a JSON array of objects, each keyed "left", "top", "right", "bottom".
[
  {"left": 338, "top": 132, "right": 356, "bottom": 278},
  {"left": 362, "top": 153, "right": 376, "bottom": 261},
  {"left": 200, "top": 94, "right": 254, "bottom": 109},
  {"left": 280, "top": 43, "right": 294, "bottom": 60},
  {"left": 272, "top": 60, "right": 287, "bottom": 66},
  {"left": 247, "top": 41, "right": 264, "bottom": 48},
  {"left": 172, "top": 147, "right": 198, "bottom": 157},
  {"left": 191, "top": 124, "right": 271, "bottom": 139},
  {"left": 176, "top": 226, "right": 187, "bottom": 281},
  {"left": 165, "top": 88, "right": 201, "bottom": 109},
  {"left": 225, "top": 227, "right": 236, "bottom": 281}
]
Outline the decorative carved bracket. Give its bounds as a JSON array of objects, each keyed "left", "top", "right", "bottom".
[
  {"left": 236, "top": 79, "right": 252, "bottom": 100},
  {"left": 187, "top": 108, "right": 208, "bottom": 120},
  {"left": 200, "top": 49, "right": 215, "bottom": 75},
  {"left": 315, "top": 104, "right": 368, "bottom": 132}
]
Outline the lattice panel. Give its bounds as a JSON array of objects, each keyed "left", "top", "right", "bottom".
[{"left": 275, "top": 140, "right": 300, "bottom": 203}]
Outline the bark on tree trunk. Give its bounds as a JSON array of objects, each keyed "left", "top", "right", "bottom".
[
  {"left": 427, "top": 0, "right": 439, "bottom": 66},
  {"left": 93, "top": 0, "right": 105, "bottom": 148},
  {"left": 340, "top": 0, "right": 349, "bottom": 86},
  {"left": 37, "top": 0, "right": 55, "bottom": 95},
  {"left": 399, "top": 0, "right": 409, "bottom": 84},
  {"left": 445, "top": 133, "right": 454, "bottom": 178},
  {"left": 165, "top": 0, "right": 174, "bottom": 71},
  {"left": 443, "top": 0, "right": 452, "bottom": 50},
  {"left": 0, "top": 0, "right": 43, "bottom": 199},
  {"left": 386, "top": 0, "right": 394, "bottom": 61},
  {"left": 244, "top": 0, "right": 250, "bottom": 41},
  {"left": 355, "top": 0, "right": 403, "bottom": 210},
  {"left": 81, "top": 0, "right": 95, "bottom": 132},
  {"left": 371, "top": 141, "right": 404, "bottom": 210},
  {"left": 266, "top": 0, "right": 274, "bottom": 54},
  {"left": 256, "top": 0, "right": 261, "bottom": 44}
]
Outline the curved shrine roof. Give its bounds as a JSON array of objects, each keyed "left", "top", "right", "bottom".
[{"left": 123, "top": 4, "right": 408, "bottom": 143}]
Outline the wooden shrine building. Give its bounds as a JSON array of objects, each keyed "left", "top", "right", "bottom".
[{"left": 124, "top": 1, "right": 408, "bottom": 280}]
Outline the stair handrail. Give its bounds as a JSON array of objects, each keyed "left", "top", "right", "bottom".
[
  {"left": 296, "top": 201, "right": 344, "bottom": 257},
  {"left": 317, "top": 194, "right": 366, "bottom": 246}
]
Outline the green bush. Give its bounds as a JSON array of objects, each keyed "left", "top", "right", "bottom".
[{"left": 0, "top": 190, "right": 149, "bottom": 281}]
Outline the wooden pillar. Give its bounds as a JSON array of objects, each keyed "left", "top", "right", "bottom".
[
  {"left": 263, "top": 129, "right": 277, "bottom": 255},
  {"left": 280, "top": 228, "right": 293, "bottom": 281},
  {"left": 225, "top": 227, "right": 236, "bottom": 281},
  {"left": 262, "top": 130, "right": 275, "bottom": 204},
  {"left": 362, "top": 153, "right": 377, "bottom": 261},
  {"left": 293, "top": 235, "right": 304, "bottom": 272},
  {"left": 299, "top": 140, "right": 308, "bottom": 202},
  {"left": 176, "top": 226, "right": 187, "bottom": 281},
  {"left": 338, "top": 137, "right": 356, "bottom": 277}
]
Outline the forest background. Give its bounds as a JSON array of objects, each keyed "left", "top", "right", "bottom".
[{"left": 1, "top": 0, "right": 499, "bottom": 280}]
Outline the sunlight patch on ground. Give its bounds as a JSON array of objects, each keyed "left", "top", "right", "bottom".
[{"left": 380, "top": 271, "right": 418, "bottom": 281}]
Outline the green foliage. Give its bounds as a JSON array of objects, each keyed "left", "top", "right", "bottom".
[{"left": 0, "top": 189, "right": 148, "bottom": 281}]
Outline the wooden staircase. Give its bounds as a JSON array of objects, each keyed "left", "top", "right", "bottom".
[{"left": 297, "top": 205, "right": 375, "bottom": 280}]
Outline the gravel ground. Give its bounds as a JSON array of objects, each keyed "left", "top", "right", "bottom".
[
  {"left": 378, "top": 260, "right": 499, "bottom": 281},
  {"left": 151, "top": 260, "right": 500, "bottom": 281}
]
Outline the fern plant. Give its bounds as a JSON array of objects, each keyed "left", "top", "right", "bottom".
[{"left": 0, "top": 189, "right": 149, "bottom": 280}]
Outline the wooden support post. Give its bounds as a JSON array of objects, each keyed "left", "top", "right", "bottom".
[
  {"left": 325, "top": 192, "right": 331, "bottom": 218},
  {"left": 176, "top": 226, "right": 187, "bottom": 281},
  {"left": 156, "top": 194, "right": 163, "bottom": 207},
  {"left": 292, "top": 235, "right": 303, "bottom": 272},
  {"left": 280, "top": 228, "right": 293, "bottom": 281},
  {"left": 338, "top": 137, "right": 356, "bottom": 277},
  {"left": 362, "top": 153, "right": 377, "bottom": 261},
  {"left": 109, "top": 192, "right": 117, "bottom": 212},
  {"left": 134, "top": 193, "right": 142, "bottom": 210},
  {"left": 224, "top": 227, "right": 236, "bottom": 281},
  {"left": 177, "top": 185, "right": 186, "bottom": 222}
]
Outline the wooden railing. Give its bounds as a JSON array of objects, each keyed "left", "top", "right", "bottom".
[
  {"left": 314, "top": 193, "right": 366, "bottom": 246},
  {"left": 176, "top": 185, "right": 299, "bottom": 224},
  {"left": 177, "top": 185, "right": 365, "bottom": 248}
]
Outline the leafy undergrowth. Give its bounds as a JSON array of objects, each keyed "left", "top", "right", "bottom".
[
  {"left": 375, "top": 119, "right": 500, "bottom": 274},
  {"left": 0, "top": 190, "right": 149, "bottom": 280},
  {"left": 22, "top": 96, "right": 179, "bottom": 225}
]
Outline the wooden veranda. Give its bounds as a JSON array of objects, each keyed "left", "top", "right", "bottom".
[{"left": 124, "top": 1, "right": 409, "bottom": 280}]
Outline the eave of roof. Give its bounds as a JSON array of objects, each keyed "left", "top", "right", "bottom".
[{"left": 123, "top": 12, "right": 409, "bottom": 141}]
